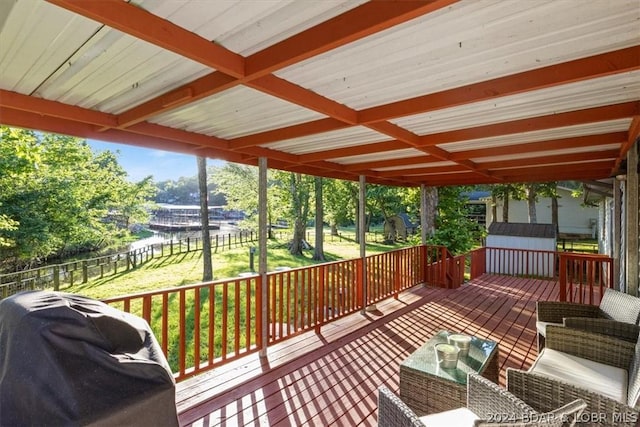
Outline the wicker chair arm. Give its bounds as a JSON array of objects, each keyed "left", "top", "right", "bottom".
[
  {"left": 377, "top": 386, "right": 424, "bottom": 427},
  {"left": 506, "top": 369, "right": 639, "bottom": 427},
  {"left": 536, "top": 301, "right": 601, "bottom": 323},
  {"left": 563, "top": 317, "right": 640, "bottom": 343},
  {"left": 466, "top": 373, "right": 535, "bottom": 420},
  {"left": 545, "top": 326, "right": 635, "bottom": 369}
]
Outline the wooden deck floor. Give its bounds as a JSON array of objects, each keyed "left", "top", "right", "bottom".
[{"left": 177, "top": 274, "right": 560, "bottom": 426}]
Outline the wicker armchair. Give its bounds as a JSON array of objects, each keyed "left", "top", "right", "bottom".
[
  {"left": 378, "top": 373, "right": 586, "bottom": 427},
  {"left": 536, "top": 287, "right": 640, "bottom": 350},
  {"left": 507, "top": 326, "right": 640, "bottom": 427}
]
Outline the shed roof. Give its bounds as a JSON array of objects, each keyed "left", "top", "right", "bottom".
[
  {"left": 0, "top": 0, "right": 639, "bottom": 187},
  {"left": 488, "top": 222, "right": 557, "bottom": 239}
]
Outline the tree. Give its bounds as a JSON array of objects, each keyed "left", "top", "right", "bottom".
[
  {"left": 491, "top": 184, "right": 525, "bottom": 223},
  {"left": 198, "top": 156, "right": 212, "bottom": 281},
  {"left": 212, "top": 163, "right": 284, "bottom": 239},
  {"left": 367, "top": 184, "right": 404, "bottom": 241},
  {"left": 538, "top": 182, "right": 560, "bottom": 233},
  {"left": 284, "top": 172, "right": 313, "bottom": 256},
  {"left": 0, "top": 127, "right": 155, "bottom": 270},
  {"left": 323, "top": 179, "right": 357, "bottom": 236},
  {"left": 312, "top": 177, "right": 325, "bottom": 261},
  {"left": 404, "top": 186, "right": 483, "bottom": 254},
  {"left": 526, "top": 183, "right": 538, "bottom": 223}
]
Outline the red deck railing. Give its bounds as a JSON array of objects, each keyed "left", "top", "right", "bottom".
[
  {"left": 470, "top": 246, "right": 613, "bottom": 305},
  {"left": 103, "top": 245, "right": 447, "bottom": 381},
  {"left": 101, "top": 244, "right": 613, "bottom": 381},
  {"left": 558, "top": 252, "right": 614, "bottom": 305}
]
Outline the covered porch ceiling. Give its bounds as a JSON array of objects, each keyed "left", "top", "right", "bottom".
[{"left": 0, "top": 0, "right": 639, "bottom": 187}]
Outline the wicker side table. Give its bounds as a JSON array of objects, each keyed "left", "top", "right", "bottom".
[{"left": 399, "top": 330, "right": 499, "bottom": 415}]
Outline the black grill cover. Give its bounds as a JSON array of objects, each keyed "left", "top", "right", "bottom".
[{"left": 0, "top": 291, "right": 179, "bottom": 426}]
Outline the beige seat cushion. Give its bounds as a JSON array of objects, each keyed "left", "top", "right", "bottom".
[
  {"left": 536, "top": 320, "right": 562, "bottom": 337},
  {"left": 530, "top": 348, "right": 627, "bottom": 403},
  {"left": 419, "top": 407, "right": 479, "bottom": 426}
]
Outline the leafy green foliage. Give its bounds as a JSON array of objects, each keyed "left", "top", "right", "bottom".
[
  {"left": 407, "top": 186, "right": 485, "bottom": 254},
  {"left": 0, "top": 127, "right": 155, "bottom": 269},
  {"left": 155, "top": 173, "right": 225, "bottom": 206}
]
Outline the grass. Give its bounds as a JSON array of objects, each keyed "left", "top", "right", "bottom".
[
  {"left": 64, "top": 231, "right": 409, "bottom": 372},
  {"left": 68, "top": 232, "right": 407, "bottom": 300}
]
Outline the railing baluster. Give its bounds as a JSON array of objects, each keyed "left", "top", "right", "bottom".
[
  {"left": 234, "top": 280, "right": 240, "bottom": 357},
  {"left": 179, "top": 288, "right": 186, "bottom": 377},
  {"left": 194, "top": 287, "right": 201, "bottom": 371},
  {"left": 222, "top": 283, "right": 228, "bottom": 360}
]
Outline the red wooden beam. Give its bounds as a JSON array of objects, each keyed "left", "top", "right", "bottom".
[
  {"left": 613, "top": 115, "right": 640, "bottom": 174},
  {"left": 493, "top": 160, "right": 614, "bottom": 177},
  {"left": 246, "top": 75, "right": 357, "bottom": 124},
  {"left": 246, "top": 0, "right": 458, "bottom": 78},
  {"left": 116, "top": 73, "right": 238, "bottom": 129},
  {"left": 419, "top": 102, "right": 640, "bottom": 147},
  {"left": 228, "top": 118, "right": 350, "bottom": 149},
  {"left": 107, "top": 0, "right": 457, "bottom": 129},
  {"left": 359, "top": 47, "right": 640, "bottom": 123},
  {"left": 375, "top": 164, "right": 467, "bottom": 178},
  {"left": 46, "top": 0, "right": 245, "bottom": 78},
  {"left": 450, "top": 133, "right": 626, "bottom": 161},
  {"left": 497, "top": 168, "right": 612, "bottom": 183},
  {"left": 298, "top": 140, "right": 409, "bottom": 163},
  {"left": 342, "top": 155, "right": 438, "bottom": 172},
  {"left": 0, "top": 89, "right": 117, "bottom": 128},
  {"left": 477, "top": 150, "right": 620, "bottom": 171},
  {"left": 0, "top": 106, "right": 234, "bottom": 159}
]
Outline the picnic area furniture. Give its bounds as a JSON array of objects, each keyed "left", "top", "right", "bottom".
[
  {"left": 507, "top": 325, "right": 640, "bottom": 427},
  {"left": 399, "top": 330, "right": 499, "bottom": 415},
  {"left": 536, "top": 287, "right": 640, "bottom": 350},
  {"left": 378, "top": 372, "right": 586, "bottom": 427}
]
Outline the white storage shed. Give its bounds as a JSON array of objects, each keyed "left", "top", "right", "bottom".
[{"left": 486, "top": 223, "right": 557, "bottom": 278}]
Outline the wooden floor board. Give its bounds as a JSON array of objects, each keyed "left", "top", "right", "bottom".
[{"left": 178, "top": 274, "right": 561, "bottom": 426}]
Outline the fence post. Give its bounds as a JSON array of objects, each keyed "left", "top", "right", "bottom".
[
  {"left": 215, "top": 235, "right": 219, "bottom": 253},
  {"left": 53, "top": 265, "right": 60, "bottom": 291},
  {"left": 228, "top": 233, "right": 232, "bottom": 249},
  {"left": 394, "top": 251, "right": 401, "bottom": 299},
  {"left": 316, "top": 266, "right": 325, "bottom": 333},
  {"left": 82, "top": 261, "right": 88, "bottom": 284},
  {"left": 356, "top": 258, "right": 364, "bottom": 310},
  {"left": 187, "top": 237, "right": 190, "bottom": 252},
  {"left": 559, "top": 254, "right": 567, "bottom": 302}
]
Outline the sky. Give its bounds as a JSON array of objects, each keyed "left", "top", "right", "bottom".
[{"left": 87, "top": 140, "right": 225, "bottom": 182}]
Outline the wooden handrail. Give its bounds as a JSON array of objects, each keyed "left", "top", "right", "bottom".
[
  {"left": 99, "top": 244, "right": 613, "bottom": 381},
  {"left": 102, "top": 245, "right": 428, "bottom": 381},
  {"left": 558, "top": 252, "right": 613, "bottom": 304}
]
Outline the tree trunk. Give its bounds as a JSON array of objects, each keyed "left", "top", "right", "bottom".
[
  {"left": 290, "top": 218, "right": 305, "bottom": 255},
  {"left": 551, "top": 196, "right": 559, "bottom": 235},
  {"left": 424, "top": 186, "right": 438, "bottom": 237},
  {"left": 503, "top": 190, "right": 510, "bottom": 223},
  {"left": 197, "top": 156, "right": 213, "bottom": 281},
  {"left": 288, "top": 173, "right": 310, "bottom": 256},
  {"left": 354, "top": 200, "right": 360, "bottom": 244},
  {"left": 527, "top": 185, "right": 537, "bottom": 223},
  {"left": 330, "top": 222, "right": 338, "bottom": 236},
  {"left": 313, "top": 177, "right": 325, "bottom": 261},
  {"left": 491, "top": 194, "right": 497, "bottom": 224}
]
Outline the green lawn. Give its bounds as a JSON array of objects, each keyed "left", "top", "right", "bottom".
[{"left": 69, "top": 232, "right": 407, "bottom": 300}]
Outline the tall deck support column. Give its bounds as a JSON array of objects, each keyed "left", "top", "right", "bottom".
[
  {"left": 420, "top": 184, "right": 428, "bottom": 245},
  {"left": 359, "top": 175, "right": 372, "bottom": 313},
  {"left": 626, "top": 142, "right": 639, "bottom": 296},
  {"left": 613, "top": 178, "right": 622, "bottom": 291},
  {"left": 258, "top": 157, "right": 269, "bottom": 357}
]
